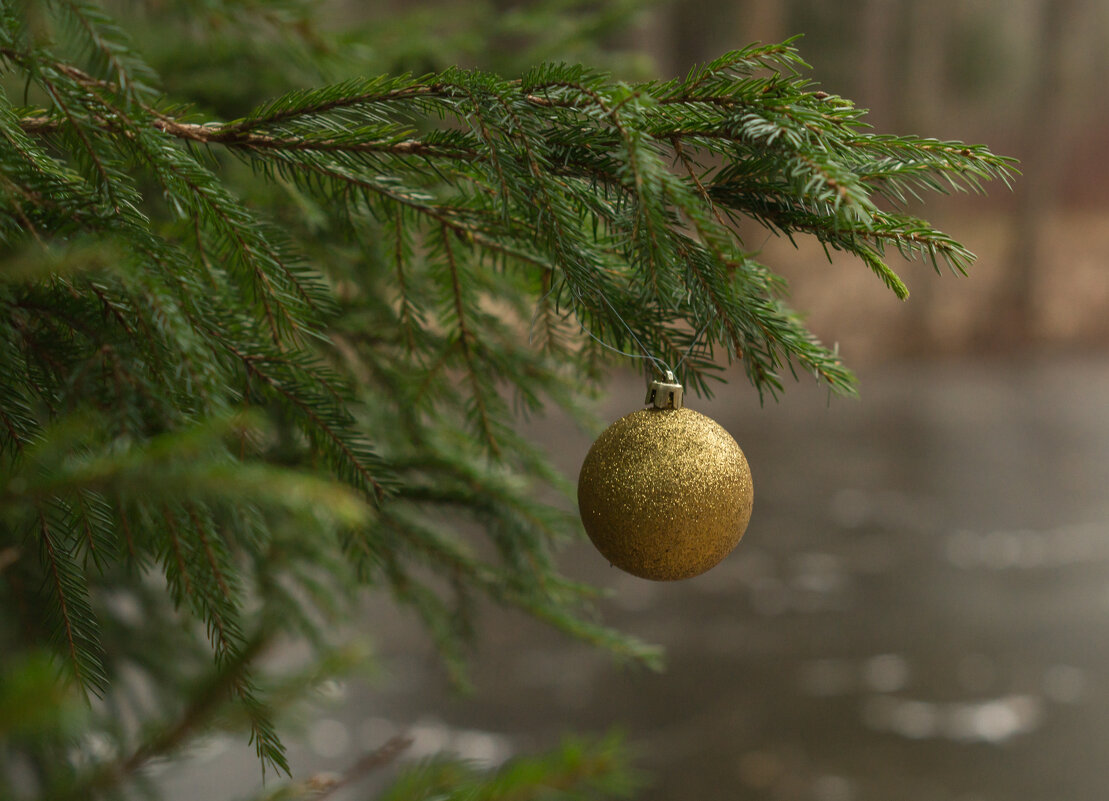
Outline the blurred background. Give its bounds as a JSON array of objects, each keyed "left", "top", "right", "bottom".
[{"left": 159, "top": 1, "right": 1109, "bottom": 799}]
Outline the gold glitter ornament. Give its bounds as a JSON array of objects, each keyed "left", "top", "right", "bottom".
[{"left": 577, "top": 372, "right": 753, "bottom": 581}]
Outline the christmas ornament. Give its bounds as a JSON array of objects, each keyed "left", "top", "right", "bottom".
[{"left": 577, "top": 371, "right": 753, "bottom": 581}]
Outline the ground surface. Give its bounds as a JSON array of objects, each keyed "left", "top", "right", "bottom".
[{"left": 162, "top": 354, "right": 1109, "bottom": 801}]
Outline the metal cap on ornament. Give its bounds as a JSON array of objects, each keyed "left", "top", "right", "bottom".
[{"left": 645, "top": 370, "right": 683, "bottom": 409}]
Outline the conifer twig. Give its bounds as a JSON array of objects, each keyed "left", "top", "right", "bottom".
[
  {"left": 58, "top": 631, "right": 273, "bottom": 801},
  {"left": 306, "top": 735, "right": 414, "bottom": 800}
]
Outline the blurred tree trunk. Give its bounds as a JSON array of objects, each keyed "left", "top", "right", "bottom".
[
  {"left": 667, "top": 0, "right": 786, "bottom": 74},
  {"left": 858, "top": 0, "right": 899, "bottom": 130},
  {"left": 669, "top": 0, "right": 725, "bottom": 73},
  {"left": 900, "top": 0, "right": 950, "bottom": 352},
  {"left": 739, "top": 0, "right": 787, "bottom": 45},
  {"left": 901, "top": 0, "right": 947, "bottom": 133},
  {"left": 986, "top": 0, "right": 1082, "bottom": 346}
]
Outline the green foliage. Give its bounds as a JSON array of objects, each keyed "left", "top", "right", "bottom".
[{"left": 0, "top": 1, "right": 1013, "bottom": 799}]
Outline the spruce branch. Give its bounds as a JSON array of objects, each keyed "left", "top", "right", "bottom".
[
  {"left": 45, "top": 0, "right": 160, "bottom": 100},
  {"left": 441, "top": 223, "right": 502, "bottom": 455},
  {"left": 54, "top": 629, "right": 274, "bottom": 801},
  {"left": 37, "top": 506, "right": 108, "bottom": 696},
  {"left": 227, "top": 345, "right": 392, "bottom": 502},
  {"left": 3, "top": 42, "right": 1013, "bottom": 393},
  {"left": 296, "top": 735, "right": 414, "bottom": 801}
]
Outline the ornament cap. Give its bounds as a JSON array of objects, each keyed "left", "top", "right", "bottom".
[{"left": 645, "top": 370, "right": 684, "bottom": 409}]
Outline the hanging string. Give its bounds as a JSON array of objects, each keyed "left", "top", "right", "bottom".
[
  {"left": 673, "top": 315, "right": 715, "bottom": 373},
  {"left": 529, "top": 284, "right": 668, "bottom": 373},
  {"left": 528, "top": 278, "right": 716, "bottom": 383},
  {"left": 598, "top": 294, "right": 673, "bottom": 378}
]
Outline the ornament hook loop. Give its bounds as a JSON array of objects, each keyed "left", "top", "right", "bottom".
[{"left": 646, "top": 370, "right": 684, "bottom": 409}]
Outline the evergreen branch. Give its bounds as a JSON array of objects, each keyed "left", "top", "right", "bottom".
[
  {"left": 161, "top": 504, "right": 194, "bottom": 598},
  {"left": 307, "top": 736, "right": 414, "bottom": 801},
  {"left": 0, "top": 402, "right": 28, "bottom": 455},
  {"left": 439, "top": 77, "right": 513, "bottom": 206},
  {"left": 159, "top": 501, "right": 287, "bottom": 773},
  {"left": 846, "top": 135, "right": 1018, "bottom": 192},
  {"left": 186, "top": 502, "right": 233, "bottom": 601},
  {"left": 441, "top": 224, "right": 501, "bottom": 456},
  {"left": 37, "top": 506, "right": 108, "bottom": 696},
  {"left": 128, "top": 633, "right": 267, "bottom": 768},
  {"left": 0, "top": 63, "right": 335, "bottom": 343},
  {"left": 47, "top": 0, "right": 160, "bottom": 99},
  {"left": 124, "top": 130, "right": 313, "bottom": 343},
  {"left": 58, "top": 629, "right": 274, "bottom": 801},
  {"left": 36, "top": 74, "right": 126, "bottom": 215},
  {"left": 148, "top": 117, "right": 480, "bottom": 160},
  {"left": 70, "top": 489, "right": 115, "bottom": 569},
  {"left": 5, "top": 51, "right": 1004, "bottom": 402},
  {"left": 467, "top": 82, "right": 580, "bottom": 353},
  {"left": 262, "top": 153, "right": 560, "bottom": 272},
  {"left": 0, "top": 344, "right": 38, "bottom": 456},
  {"left": 377, "top": 505, "right": 661, "bottom": 670},
  {"left": 227, "top": 345, "right": 391, "bottom": 501},
  {"left": 389, "top": 205, "right": 420, "bottom": 351},
  {"left": 671, "top": 139, "right": 748, "bottom": 358},
  {"left": 233, "top": 81, "right": 442, "bottom": 131},
  {"left": 525, "top": 78, "right": 672, "bottom": 285},
  {"left": 38, "top": 509, "right": 85, "bottom": 687},
  {"left": 854, "top": 245, "right": 911, "bottom": 299}
]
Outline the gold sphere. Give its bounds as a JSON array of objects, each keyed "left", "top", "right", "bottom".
[{"left": 577, "top": 407, "right": 753, "bottom": 581}]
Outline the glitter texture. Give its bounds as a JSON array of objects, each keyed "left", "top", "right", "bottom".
[{"left": 577, "top": 407, "right": 753, "bottom": 581}]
